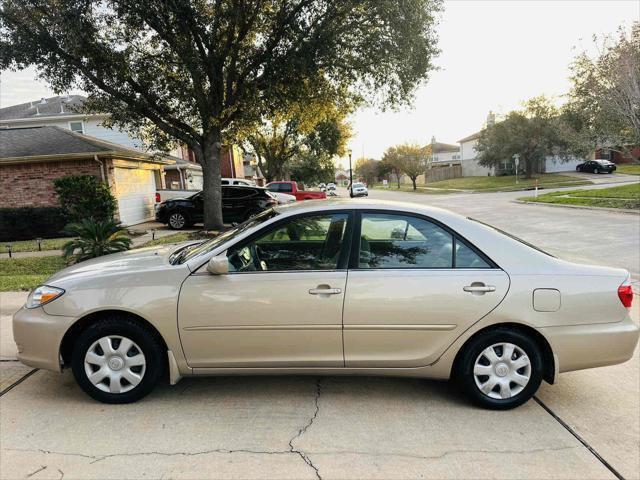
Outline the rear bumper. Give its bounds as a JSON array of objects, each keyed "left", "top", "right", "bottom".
[
  {"left": 13, "top": 306, "right": 75, "bottom": 373},
  {"left": 539, "top": 315, "right": 639, "bottom": 374}
]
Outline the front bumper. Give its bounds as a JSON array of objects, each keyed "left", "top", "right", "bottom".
[
  {"left": 539, "top": 315, "right": 639, "bottom": 374},
  {"left": 12, "top": 305, "right": 75, "bottom": 372}
]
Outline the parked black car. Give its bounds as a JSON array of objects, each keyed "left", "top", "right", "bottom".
[
  {"left": 576, "top": 159, "right": 617, "bottom": 174},
  {"left": 156, "top": 186, "right": 277, "bottom": 229}
]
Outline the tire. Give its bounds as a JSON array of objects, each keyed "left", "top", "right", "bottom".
[
  {"left": 167, "top": 210, "right": 189, "bottom": 230},
  {"left": 71, "top": 315, "right": 165, "bottom": 404},
  {"left": 456, "top": 327, "right": 543, "bottom": 410},
  {"left": 594, "top": 168, "right": 600, "bottom": 174},
  {"left": 576, "top": 166, "right": 581, "bottom": 172}
]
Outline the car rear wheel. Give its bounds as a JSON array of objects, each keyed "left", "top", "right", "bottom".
[
  {"left": 594, "top": 168, "right": 600, "bottom": 174},
  {"left": 457, "top": 328, "right": 543, "bottom": 410},
  {"left": 71, "top": 316, "right": 165, "bottom": 404},
  {"left": 168, "top": 211, "right": 189, "bottom": 230}
]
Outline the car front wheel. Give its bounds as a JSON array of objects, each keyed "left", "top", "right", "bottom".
[
  {"left": 594, "top": 168, "right": 600, "bottom": 174},
  {"left": 168, "top": 211, "right": 188, "bottom": 230},
  {"left": 71, "top": 316, "right": 165, "bottom": 404},
  {"left": 457, "top": 328, "right": 543, "bottom": 410}
]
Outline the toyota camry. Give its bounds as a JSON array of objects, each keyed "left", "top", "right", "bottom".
[{"left": 13, "top": 200, "right": 639, "bottom": 409}]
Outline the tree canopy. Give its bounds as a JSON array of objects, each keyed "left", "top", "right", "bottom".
[
  {"left": 1, "top": 0, "right": 442, "bottom": 228},
  {"left": 565, "top": 23, "right": 640, "bottom": 162},
  {"left": 476, "top": 96, "right": 584, "bottom": 178}
]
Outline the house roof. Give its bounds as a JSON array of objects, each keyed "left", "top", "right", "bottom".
[
  {"left": 163, "top": 156, "right": 202, "bottom": 171},
  {"left": 430, "top": 141, "right": 459, "bottom": 153},
  {"left": 0, "top": 126, "right": 169, "bottom": 164},
  {"left": 0, "top": 95, "right": 90, "bottom": 122},
  {"left": 458, "top": 131, "right": 481, "bottom": 143}
]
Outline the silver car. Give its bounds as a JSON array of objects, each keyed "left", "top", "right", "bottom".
[{"left": 13, "top": 200, "right": 639, "bottom": 408}]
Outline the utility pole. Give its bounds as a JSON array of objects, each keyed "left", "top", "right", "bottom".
[{"left": 348, "top": 149, "right": 353, "bottom": 197}]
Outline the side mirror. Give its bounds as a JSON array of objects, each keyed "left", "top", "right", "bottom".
[{"left": 206, "top": 255, "right": 229, "bottom": 275}]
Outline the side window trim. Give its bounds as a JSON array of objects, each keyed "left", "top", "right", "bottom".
[
  {"left": 350, "top": 209, "right": 500, "bottom": 271},
  {"left": 228, "top": 209, "right": 356, "bottom": 273}
]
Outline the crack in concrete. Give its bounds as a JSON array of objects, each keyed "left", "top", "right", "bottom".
[
  {"left": 26, "top": 465, "right": 47, "bottom": 477},
  {"left": 8, "top": 379, "right": 326, "bottom": 479},
  {"left": 288, "top": 378, "right": 322, "bottom": 480}
]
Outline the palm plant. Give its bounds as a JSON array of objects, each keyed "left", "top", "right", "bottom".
[{"left": 62, "top": 218, "right": 132, "bottom": 263}]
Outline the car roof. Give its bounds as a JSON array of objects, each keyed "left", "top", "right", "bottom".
[{"left": 273, "top": 198, "right": 462, "bottom": 221}]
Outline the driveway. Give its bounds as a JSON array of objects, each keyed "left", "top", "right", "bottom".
[{"left": 1, "top": 185, "right": 639, "bottom": 480}]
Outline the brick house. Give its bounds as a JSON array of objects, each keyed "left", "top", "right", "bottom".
[
  {"left": 595, "top": 146, "right": 640, "bottom": 164},
  {"left": 0, "top": 126, "right": 170, "bottom": 225}
]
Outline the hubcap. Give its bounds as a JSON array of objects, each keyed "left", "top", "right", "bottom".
[
  {"left": 169, "top": 213, "right": 185, "bottom": 228},
  {"left": 473, "top": 342, "right": 531, "bottom": 400},
  {"left": 84, "top": 336, "right": 146, "bottom": 394}
]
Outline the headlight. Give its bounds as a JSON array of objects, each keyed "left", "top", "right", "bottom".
[{"left": 26, "top": 285, "right": 65, "bottom": 309}]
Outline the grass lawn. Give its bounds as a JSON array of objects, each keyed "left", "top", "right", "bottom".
[
  {"left": 425, "top": 173, "right": 590, "bottom": 192},
  {"left": 0, "top": 256, "right": 68, "bottom": 291},
  {"left": 520, "top": 183, "right": 640, "bottom": 210},
  {"left": 616, "top": 164, "right": 640, "bottom": 176},
  {"left": 3, "top": 237, "right": 73, "bottom": 254},
  {"left": 140, "top": 231, "right": 210, "bottom": 247}
]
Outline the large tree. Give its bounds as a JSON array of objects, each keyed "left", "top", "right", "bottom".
[
  {"left": 476, "top": 96, "right": 584, "bottom": 178},
  {"left": 565, "top": 23, "right": 640, "bottom": 162},
  {"left": 396, "top": 143, "right": 427, "bottom": 190},
  {"left": 1, "top": 0, "right": 442, "bottom": 229},
  {"left": 246, "top": 83, "right": 352, "bottom": 182},
  {"left": 380, "top": 146, "right": 404, "bottom": 189},
  {"left": 355, "top": 158, "right": 380, "bottom": 186}
]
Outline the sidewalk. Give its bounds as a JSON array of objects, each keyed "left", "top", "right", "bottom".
[{"left": 0, "top": 228, "right": 190, "bottom": 260}]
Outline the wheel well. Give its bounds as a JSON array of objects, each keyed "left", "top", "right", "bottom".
[
  {"left": 451, "top": 323, "right": 556, "bottom": 384},
  {"left": 59, "top": 310, "right": 168, "bottom": 367}
]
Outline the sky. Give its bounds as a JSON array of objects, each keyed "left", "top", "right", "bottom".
[{"left": 1, "top": 0, "right": 638, "bottom": 168}]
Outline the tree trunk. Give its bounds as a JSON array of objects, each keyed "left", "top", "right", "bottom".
[
  {"left": 524, "top": 156, "right": 534, "bottom": 179},
  {"left": 196, "top": 130, "right": 225, "bottom": 231},
  {"left": 411, "top": 177, "right": 417, "bottom": 190},
  {"left": 396, "top": 170, "right": 401, "bottom": 189}
]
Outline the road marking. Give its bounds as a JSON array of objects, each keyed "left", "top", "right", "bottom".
[{"left": 533, "top": 396, "right": 625, "bottom": 480}]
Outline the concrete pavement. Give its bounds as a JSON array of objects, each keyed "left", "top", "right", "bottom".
[{"left": 1, "top": 184, "right": 639, "bottom": 479}]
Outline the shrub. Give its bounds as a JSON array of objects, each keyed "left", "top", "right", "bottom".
[
  {"left": 0, "top": 207, "right": 67, "bottom": 242},
  {"left": 62, "top": 218, "right": 132, "bottom": 263},
  {"left": 54, "top": 175, "right": 117, "bottom": 223}
]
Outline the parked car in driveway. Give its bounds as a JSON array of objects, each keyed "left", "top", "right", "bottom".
[
  {"left": 155, "top": 185, "right": 277, "bottom": 229},
  {"left": 266, "top": 181, "right": 327, "bottom": 201},
  {"left": 576, "top": 159, "right": 617, "bottom": 174},
  {"left": 14, "top": 200, "right": 638, "bottom": 408}
]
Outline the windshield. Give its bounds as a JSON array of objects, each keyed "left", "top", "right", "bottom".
[
  {"left": 170, "top": 209, "right": 279, "bottom": 264},
  {"left": 468, "top": 218, "right": 554, "bottom": 257},
  {"left": 353, "top": 183, "right": 364, "bottom": 188}
]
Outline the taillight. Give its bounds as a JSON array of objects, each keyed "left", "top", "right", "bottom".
[
  {"left": 155, "top": 192, "right": 161, "bottom": 203},
  {"left": 618, "top": 284, "right": 634, "bottom": 308}
]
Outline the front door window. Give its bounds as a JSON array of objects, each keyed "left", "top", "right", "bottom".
[{"left": 228, "top": 213, "right": 349, "bottom": 272}]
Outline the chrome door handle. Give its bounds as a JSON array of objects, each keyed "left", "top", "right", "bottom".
[
  {"left": 309, "top": 287, "right": 342, "bottom": 295},
  {"left": 463, "top": 284, "right": 496, "bottom": 293}
]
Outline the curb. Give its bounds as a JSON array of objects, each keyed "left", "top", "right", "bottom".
[{"left": 513, "top": 200, "right": 640, "bottom": 215}]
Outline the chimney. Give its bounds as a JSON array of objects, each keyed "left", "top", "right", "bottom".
[
  {"left": 60, "top": 103, "right": 64, "bottom": 113},
  {"left": 431, "top": 135, "right": 436, "bottom": 145},
  {"left": 487, "top": 111, "right": 495, "bottom": 126}
]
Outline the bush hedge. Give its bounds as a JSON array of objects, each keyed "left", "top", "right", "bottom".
[
  {"left": 54, "top": 175, "right": 117, "bottom": 223},
  {"left": 0, "top": 207, "right": 67, "bottom": 242}
]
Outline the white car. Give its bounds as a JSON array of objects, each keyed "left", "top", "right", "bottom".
[
  {"left": 268, "top": 191, "right": 296, "bottom": 204},
  {"left": 221, "top": 178, "right": 256, "bottom": 186},
  {"left": 350, "top": 182, "right": 368, "bottom": 197},
  {"left": 327, "top": 183, "right": 337, "bottom": 190}
]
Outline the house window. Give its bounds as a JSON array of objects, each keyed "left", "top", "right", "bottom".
[{"left": 69, "top": 121, "right": 84, "bottom": 134}]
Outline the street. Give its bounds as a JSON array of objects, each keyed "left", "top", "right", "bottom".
[{"left": 1, "top": 185, "right": 639, "bottom": 480}]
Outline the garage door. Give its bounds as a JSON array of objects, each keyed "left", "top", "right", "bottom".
[{"left": 114, "top": 168, "right": 157, "bottom": 225}]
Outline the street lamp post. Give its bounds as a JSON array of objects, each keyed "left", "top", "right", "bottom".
[
  {"left": 513, "top": 153, "right": 520, "bottom": 184},
  {"left": 348, "top": 149, "right": 353, "bottom": 197}
]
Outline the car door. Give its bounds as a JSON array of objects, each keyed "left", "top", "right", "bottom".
[
  {"left": 178, "top": 210, "right": 353, "bottom": 368},
  {"left": 343, "top": 211, "right": 510, "bottom": 368},
  {"left": 190, "top": 193, "right": 204, "bottom": 223}
]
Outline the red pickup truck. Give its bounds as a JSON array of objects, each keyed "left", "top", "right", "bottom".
[{"left": 266, "top": 181, "right": 327, "bottom": 201}]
